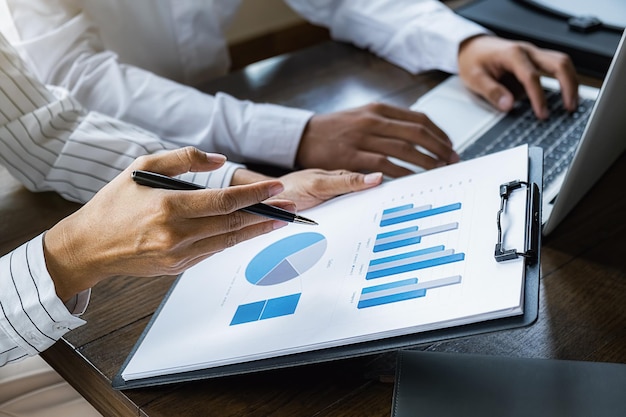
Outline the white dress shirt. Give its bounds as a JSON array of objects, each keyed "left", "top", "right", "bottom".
[
  {"left": 0, "top": 33, "right": 241, "bottom": 366},
  {"left": 0, "top": 0, "right": 487, "bottom": 169}
]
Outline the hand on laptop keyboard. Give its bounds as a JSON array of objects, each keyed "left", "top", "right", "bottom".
[
  {"left": 458, "top": 35, "right": 579, "bottom": 119},
  {"left": 296, "top": 103, "right": 460, "bottom": 178},
  {"left": 460, "top": 90, "right": 594, "bottom": 188}
]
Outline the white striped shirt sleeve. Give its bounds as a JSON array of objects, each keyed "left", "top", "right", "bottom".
[
  {"left": 0, "top": 235, "right": 86, "bottom": 365},
  {"left": 0, "top": 33, "right": 242, "bottom": 364},
  {"left": 0, "top": 35, "right": 242, "bottom": 203}
]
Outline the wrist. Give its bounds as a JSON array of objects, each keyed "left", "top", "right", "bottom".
[
  {"left": 230, "top": 168, "right": 272, "bottom": 186},
  {"left": 294, "top": 115, "right": 320, "bottom": 169},
  {"left": 458, "top": 34, "right": 488, "bottom": 58},
  {"left": 43, "top": 216, "right": 101, "bottom": 303}
]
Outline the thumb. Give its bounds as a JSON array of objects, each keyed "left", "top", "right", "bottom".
[
  {"left": 465, "top": 73, "right": 515, "bottom": 112},
  {"left": 133, "top": 147, "right": 227, "bottom": 177}
]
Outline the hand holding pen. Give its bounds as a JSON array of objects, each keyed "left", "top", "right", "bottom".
[{"left": 45, "top": 148, "right": 306, "bottom": 299}]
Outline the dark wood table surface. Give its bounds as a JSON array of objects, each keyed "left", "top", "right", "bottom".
[{"left": 2, "top": 40, "right": 625, "bottom": 417}]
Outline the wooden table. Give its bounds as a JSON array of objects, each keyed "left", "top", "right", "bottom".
[{"left": 2, "top": 40, "right": 625, "bottom": 417}]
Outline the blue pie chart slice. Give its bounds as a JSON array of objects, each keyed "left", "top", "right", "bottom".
[{"left": 245, "top": 232, "right": 327, "bottom": 286}]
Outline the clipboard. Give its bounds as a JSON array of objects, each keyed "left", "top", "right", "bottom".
[{"left": 112, "top": 146, "right": 543, "bottom": 390}]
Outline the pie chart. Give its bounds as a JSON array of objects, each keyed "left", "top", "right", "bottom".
[{"left": 245, "top": 232, "right": 327, "bottom": 286}]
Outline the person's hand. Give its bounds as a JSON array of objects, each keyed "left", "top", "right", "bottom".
[
  {"left": 295, "top": 103, "right": 460, "bottom": 178},
  {"left": 231, "top": 167, "right": 383, "bottom": 210},
  {"left": 273, "top": 169, "right": 383, "bottom": 210},
  {"left": 458, "top": 35, "right": 579, "bottom": 119},
  {"left": 44, "top": 147, "right": 293, "bottom": 302}
]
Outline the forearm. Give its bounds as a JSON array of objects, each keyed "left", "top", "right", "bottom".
[
  {"left": 3, "top": 6, "right": 313, "bottom": 168},
  {"left": 0, "top": 33, "right": 242, "bottom": 203},
  {"left": 285, "top": 0, "right": 488, "bottom": 74},
  {"left": 70, "top": 61, "right": 313, "bottom": 169}
]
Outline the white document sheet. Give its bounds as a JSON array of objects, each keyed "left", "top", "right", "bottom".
[{"left": 121, "top": 145, "right": 530, "bottom": 381}]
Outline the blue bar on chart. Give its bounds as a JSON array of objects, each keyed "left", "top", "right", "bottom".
[
  {"left": 373, "top": 222, "right": 459, "bottom": 252},
  {"left": 230, "top": 293, "right": 301, "bottom": 325},
  {"left": 357, "top": 275, "right": 462, "bottom": 309},
  {"left": 380, "top": 202, "right": 461, "bottom": 227}
]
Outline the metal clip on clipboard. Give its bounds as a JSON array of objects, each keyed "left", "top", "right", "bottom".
[{"left": 494, "top": 180, "right": 540, "bottom": 264}]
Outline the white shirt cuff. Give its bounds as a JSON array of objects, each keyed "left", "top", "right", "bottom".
[
  {"left": 0, "top": 234, "right": 86, "bottom": 355},
  {"left": 234, "top": 99, "right": 314, "bottom": 169}
]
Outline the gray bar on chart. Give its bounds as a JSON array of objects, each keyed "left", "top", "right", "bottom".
[{"left": 359, "top": 275, "right": 462, "bottom": 302}]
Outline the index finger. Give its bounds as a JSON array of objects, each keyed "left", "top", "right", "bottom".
[
  {"left": 133, "top": 146, "right": 228, "bottom": 178},
  {"left": 527, "top": 48, "right": 579, "bottom": 112},
  {"left": 169, "top": 180, "right": 286, "bottom": 218},
  {"left": 376, "top": 103, "right": 452, "bottom": 146},
  {"left": 505, "top": 48, "right": 549, "bottom": 119}
]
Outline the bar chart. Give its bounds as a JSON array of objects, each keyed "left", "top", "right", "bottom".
[{"left": 359, "top": 201, "right": 465, "bottom": 309}]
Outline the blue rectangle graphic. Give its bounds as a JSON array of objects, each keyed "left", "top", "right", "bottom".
[
  {"left": 231, "top": 293, "right": 301, "bottom": 325},
  {"left": 230, "top": 300, "right": 266, "bottom": 325},
  {"left": 260, "top": 293, "right": 301, "bottom": 320}
]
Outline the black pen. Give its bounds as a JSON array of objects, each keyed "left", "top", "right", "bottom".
[{"left": 131, "top": 170, "right": 318, "bottom": 226}]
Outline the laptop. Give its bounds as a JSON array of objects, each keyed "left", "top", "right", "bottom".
[{"left": 407, "top": 29, "right": 626, "bottom": 235}]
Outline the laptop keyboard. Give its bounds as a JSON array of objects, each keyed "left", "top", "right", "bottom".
[{"left": 459, "top": 90, "right": 595, "bottom": 188}]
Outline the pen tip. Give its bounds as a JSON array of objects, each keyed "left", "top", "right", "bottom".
[{"left": 295, "top": 215, "right": 318, "bottom": 226}]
